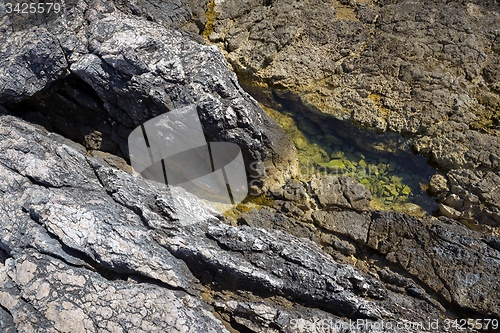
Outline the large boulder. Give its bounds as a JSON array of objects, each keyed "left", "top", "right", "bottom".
[{"left": 0, "top": 0, "right": 298, "bottom": 186}]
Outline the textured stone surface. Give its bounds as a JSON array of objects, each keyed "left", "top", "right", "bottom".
[
  {"left": 239, "top": 179, "right": 500, "bottom": 320},
  {"left": 1, "top": 0, "right": 500, "bottom": 331},
  {"left": 0, "top": 251, "right": 228, "bottom": 333},
  {"left": 0, "top": 114, "right": 474, "bottom": 332},
  {"left": 0, "top": 29, "right": 68, "bottom": 100},
  {"left": 428, "top": 174, "right": 449, "bottom": 195},
  {"left": 203, "top": 0, "right": 500, "bottom": 226},
  {"left": 0, "top": 0, "right": 298, "bottom": 186},
  {"left": 310, "top": 175, "right": 372, "bottom": 211},
  {"left": 368, "top": 211, "right": 500, "bottom": 318},
  {"left": 0, "top": 115, "right": 230, "bottom": 332}
]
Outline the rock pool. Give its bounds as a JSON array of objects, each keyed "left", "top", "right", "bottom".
[{"left": 262, "top": 103, "right": 441, "bottom": 216}]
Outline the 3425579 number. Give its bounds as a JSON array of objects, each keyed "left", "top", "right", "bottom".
[
  {"left": 4, "top": 2, "right": 61, "bottom": 14},
  {"left": 443, "top": 318, "right": 499, "bottom": 331}
]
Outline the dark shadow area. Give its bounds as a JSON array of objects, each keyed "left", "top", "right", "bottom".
[{"left": 3, "top": 75, "right": 124, "bottom": 157}]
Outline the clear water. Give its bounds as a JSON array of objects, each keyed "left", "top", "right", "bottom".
[{"left": 263, "top": 103, "right": 440, "bottom": 215}]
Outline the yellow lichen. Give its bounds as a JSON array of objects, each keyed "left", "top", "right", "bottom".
[
  {"left": 202, "top": 0, "right": 218, "bottom": 39},
  {"left": 368, "top": 93, "right": 391, "bottom": 116},
  {"left": 335, "top": 6, "right": 358, "bottom": 21}
]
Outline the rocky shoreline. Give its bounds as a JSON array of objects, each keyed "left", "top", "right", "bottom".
[
  {"left": 0, "top": 0, "right": 499, "bottom": 332},
  {"left": 196, "top": 0, "right": 500, "bottom": 231}
]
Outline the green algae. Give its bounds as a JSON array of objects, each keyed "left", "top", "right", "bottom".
[{"left": 261, "top": 105, "right": 438, "bottom": 216}]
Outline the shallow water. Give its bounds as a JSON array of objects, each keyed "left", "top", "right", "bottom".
[{"left": 262, "top": 103, "right": 440, "bottom": 215}]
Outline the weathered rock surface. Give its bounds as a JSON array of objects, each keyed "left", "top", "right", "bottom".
[
  {"left": 310, "top": 175, "right": 372, "bottom": 211},
  {"left": 0, "top": 115, "right": 230, "bottom": 332},
  {"left": 369, "top": 211, "right": 500, "bottom": 317},
  {"left": 239, "top": 179, "right": 500, "bottom": 320},
  {"left": 203, "top": 0, "right": 500, "bottom": 225},
  {"left": 1, "top": 250, "right": 228, "bottom": 333},
  {"left": 0, "top": 0, "right": 298, "bottom": 186},
  {"left": 1, "top": 0, "right": 500, "bottom": 331},
  {"left": 0, "top": 114, "right": 476, "bottom": 332}
]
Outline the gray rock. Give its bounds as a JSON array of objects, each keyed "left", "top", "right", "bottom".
[
  {"left": 240, "top": 178, "right": 500, "bottom": 320},
  {"left": 438, "top": 203, "right": 462, "bottom": 219},
  {"left": 0, "top": 29, "right": 68, "bottom": 101},
  {"left": 115, "top": 0, "right": 193, "bottom": 27},
  {"left": 0, "top": 115, "right": 231, "bottom": 332},
  {"left": 272, "top": 178, "right": 314, "bottom": 210},
  {"left": 0, "top": 0, "right": 298, "bottom": 187},
  {"left": 368, "top": 211, "right": 500, "bottom": 317},
  {"left": 1, "top": 0, "right": 499, "bottom": 331},
  {"left": 0, "top": 303, "right": 15, "bottom": 333},
  {"left": 0, "top": 250, "right": 229, "bottom": 333},
  {"left": 156, "top": 223, "right": 389, "bottom": 319},
  {"left": 312, "top": 210, "right": 371, "bottom": 244},
  {"left": 0, "top": 114, "right": 463, "bottom": 331}
]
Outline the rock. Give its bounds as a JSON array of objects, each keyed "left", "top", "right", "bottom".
[
  {"left": 428, "top": 174, "right": 449, "bottom": 195},
  {"left": 0, "top": 304, "right": 15, "bottom": 333},
  {"left": 0, "top": 251, "right": 229, "bottom": 333},
  {"left": 367, "top": 211, "right": 500, "bottom": 317},
  {"left": 0, "top": 29, "right": 68, "bottom": 101},
  {"left": 179, "top": 224, "right": 390, "bottom": 318},
  {"left": 310, "top": 176, "right": 349, "bottom": 209},
  {"left": 1, "top": 0, "right": 499, "bottom": 331},
  {"left": 272, "top": 178, "right": 313, "bottom": 210},
  {"left": 209, "top": 0, "right": 498, "bottom": 134},
  {"left": 444, "top": 193, "right": 464, "bottom": 209},
  {"left": 439, "top": 204, "right": 462, "bottom": 219},
  {"left": 310, "top": 175, "right": 372, "bottom": 211},
  {"left": 312, "top": 210, "right": 371, "bottom": 244},
  {"left": 324, "top": 134, "right": 344, "bottom": 146},
  {"left": 204, "top": 0, "right": 500, "bottom": 228},
  {"left": 212, "top": 296, "right": 433, "bottom": 333},
  {"left": 447, "top": 169, "right": 500, "bottom": 226},
  {"left": 330, "top": 150, "right": 345, "bottom": 159},
  {"left": 0, "top": 0, "right": 298, "bottom": 187},
  {"left": 378, "top": 268, "right": 409, "bottom": 289},
  {"left": 239, "top": 190, "right": 500, "bottom": 328},
  {"left": 0, "top": 114, "right": 230, "bottom": 332},
  {"left": 320, "top": 233, "right": 357, "bottom": 256},
  {"left": 0, "top": 114, "right": 469, "bottom": 331},
  {"left": 242, "top": 175, "right": 500, "bottom": 320},
  {"left": 115, "top": 0, "right": 193, "bottom": 28}
]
